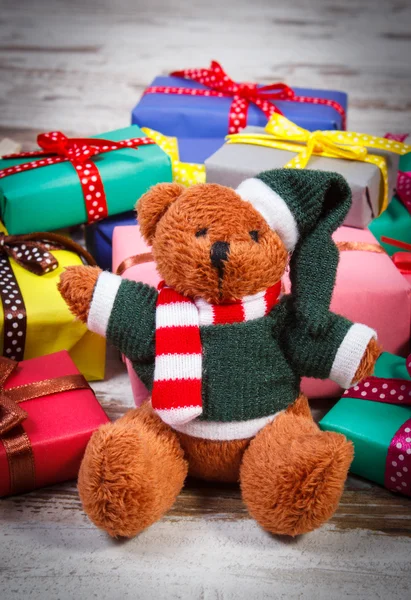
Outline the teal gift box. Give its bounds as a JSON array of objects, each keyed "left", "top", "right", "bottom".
[
  {"left": 369, "top": 152, "right": 411, "bottom": 256},
  {"left": 0, "top": 126, "right": 172, "bottom": 234},
  {"left": 320, "top": 352, "right": 411, "bottom": 495}
]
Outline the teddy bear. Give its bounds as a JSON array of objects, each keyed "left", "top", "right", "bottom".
[{"left": 58, "top": 169, "right": 381, "bottom": 538}]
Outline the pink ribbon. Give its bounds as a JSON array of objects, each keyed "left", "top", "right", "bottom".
[{"left": 344, "top": 354, "right": 411, "bottom": 495}]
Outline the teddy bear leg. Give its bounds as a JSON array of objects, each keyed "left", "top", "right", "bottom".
[
  {"left": 240, "top": 395, "right": 353, "bottom": 537},
  {"left": 78, "top": 402, "right": 188, "bottom": 538}
]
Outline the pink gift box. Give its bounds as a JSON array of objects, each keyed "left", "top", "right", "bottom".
[
  {"left": 112, "top": 225, "right": 160, "bottom": 406},
  {"left": 285, "top": 227, "right": 411, "bottom": 398},
  {"left": 113, "top": 224, "right": 411, "bottom": 404}
]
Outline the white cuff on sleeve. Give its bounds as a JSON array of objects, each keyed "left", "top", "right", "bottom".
[
  {"left": 330, "top": 323, "right": 377, "bottom": 389},
  {"left": 87, "top": 271, "right": 122, "bottom": 337}
]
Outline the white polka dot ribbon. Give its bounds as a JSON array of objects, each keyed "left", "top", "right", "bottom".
[
  {"left": 143, "top": 60, "right": 346, "bottom": 135},
  {"left": 227, "top": 114, "right": 411, "bottom": 215},
  {"left": 0, "top": 231, "right": 96, "bottom": 362},
  {"left": 343, "top": 356, "right": 411, "bottom": 496},
  {"left": 141, "top": 128, "right": 205, "bottom": 186},
  {"left": 0, "top": 132, "right": 155, "bottom": 224}
]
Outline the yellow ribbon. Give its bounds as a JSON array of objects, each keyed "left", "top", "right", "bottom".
[
  {"left": 227, "top": 114, "right": 411, "bottom": 214},
  {"left": 141, "top": 128, "right": 206, "bottom": 187}
]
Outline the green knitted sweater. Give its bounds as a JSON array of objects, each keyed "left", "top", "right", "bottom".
[{"left": 106, "top": 279, "right": 353, "bottom": 422}]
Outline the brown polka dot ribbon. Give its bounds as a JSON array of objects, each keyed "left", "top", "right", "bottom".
[
  {"left": 0, "top": 231, "right": 96, "bottom": 362},
  {"left": 0, "top": 356, "right": 92, "bottom": 495},
  {"left": 0, "top": 132, "right": 155, "bottom": 223},
  {"left": 143, "top": 60, "right": 347, "bottom": 133}
]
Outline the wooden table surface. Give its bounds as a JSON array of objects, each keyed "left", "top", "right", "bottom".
[{"left": 1, "top": 1, "right": 411, "bottom": 598}]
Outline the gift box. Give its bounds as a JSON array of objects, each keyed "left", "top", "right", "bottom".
[
  {"left": 320, "top": 352, "right": 411, "bottom": 496},
  {"left": 206, "top": 115, "right": 410, "bottom": 228},
  {"left": 0, "top": 125, "right": 172, "bottom": 235},
  {"left": 0, "top": 224, "right": 106, "bottom": 380},
  {"left": 291, "top": 227, "right": 411, "bottom": 398},
  {"left": 86, "top": 128, "right": 206, "bottom": 270},
  {"left": 112, "top": 225, "right": 160, "bottom": 406},
  {"left": 0, "top": 351, "right": 109, "bottom": 497},
  {"left": 85, "top": 211, "right": 137, "bottom": 270},
  {"left": 369, "top": 152, "right": 411, "bottom": 255},
  {"left": 132, "top": 63, "right": 348, "bottom": 159}
]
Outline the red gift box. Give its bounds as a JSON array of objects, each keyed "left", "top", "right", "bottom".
[{"left": 0, "top": 350, "right": 109, "bottom": 497}]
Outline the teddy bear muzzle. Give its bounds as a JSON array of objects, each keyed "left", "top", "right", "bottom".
[{"left": 210, "top": 240, "right": 230, "bottom": 279}]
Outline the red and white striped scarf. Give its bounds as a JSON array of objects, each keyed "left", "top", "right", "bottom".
[{"left": 152, "top": 281, "right": 282, "bottom": 427}]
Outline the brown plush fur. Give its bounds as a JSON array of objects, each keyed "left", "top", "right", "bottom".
[
  {"left": 78, "top": 396, "right": 353, "bottom": 538},
  {"left": 58, "top": 266, "right": 101, "bottom": 323},
  {"left": 78, "top": 402, "right": 188, "bottom": 538},
  {"left": 352, "top": 337, "right": 383, "bottom": 384},
  {"left": 58, "top": 181, "right": 381, "bottom": 539},
  {"left": 240, "top": 395, "right": 354, "bottom": 536},
  {"left": 137, "top": 183, "right": 288, "bottom": 304},
  {"left": 177, "top": 432, "right": 250, "bottom": 483}
]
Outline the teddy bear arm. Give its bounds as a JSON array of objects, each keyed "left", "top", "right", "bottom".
[
  {"left": 58, "top": 266, "right": 101, "bottom": 323},
  {"left": 352, "top": 337, "right": 382, "bottom": 384},
  {"left": 90, "top": 274, "right": 157, "bottom": 363},
  {"left": 59, "top": 269, "right": 157, "bottom": 362},
  {"left": 280, "top": 310, "right": 379, "bottom": 390}
]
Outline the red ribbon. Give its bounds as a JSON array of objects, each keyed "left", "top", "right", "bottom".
[
  {"left": 380, "top": 236, "right": 411, "bottom": 276},
  {"left": 0, "top": 132, "right": 155, "bottom": 224},
  {"left": 144, "top": 61, "right": 346, "bottom": 134}
]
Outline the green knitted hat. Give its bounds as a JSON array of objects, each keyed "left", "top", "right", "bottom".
[{"left": 235, "top": 169, "right": 352, "bottom": 333}]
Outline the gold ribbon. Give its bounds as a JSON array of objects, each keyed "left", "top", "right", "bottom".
[
  {"left": 336, "top": 241, "right": 386, "bottom": 253},
  {"left": 142, "top": 128, "right": 206, "bottom": 186},
  {"left": 227, "top": 114, "right": 411, "bottom": 215},
  {"left": 0, "top": 356, "right": 91, "bottom": 495},
  {"left": 116, "top": 252, "right": 154, "bottom": 276}
]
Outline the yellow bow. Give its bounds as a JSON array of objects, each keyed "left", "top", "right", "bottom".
[
  {"left": 227, "top": 114, "right": 411, "bottom": 214},
  {"left": 141, "top": 128, "right": 206, "bottom": 187}
]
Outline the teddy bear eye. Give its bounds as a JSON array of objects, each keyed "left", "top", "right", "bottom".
[
  {"left": 249, "top": 230, "right": 259, "bottom": 242},
  {"left": 195, "top": 228, "right": 208, "bottom": 238}
]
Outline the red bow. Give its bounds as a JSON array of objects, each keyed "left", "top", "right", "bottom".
[
  {"left": 0, "top": 132, "right": 155, "bottom": 224},
  {"left": 381, "top": 236, "right": 411, "bottom": 277},
  {"left": 144, "top": 61, "right": 346, "bottom": 133}
]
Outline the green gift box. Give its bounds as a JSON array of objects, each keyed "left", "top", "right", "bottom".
[
  {"left": 369, "top": 153, "right": 411, "bottom": 256},
  {"left": 0, "top": 125, "right": 172, "bottom": 234},
  {"left": 320, "top": 352, "right": 411, "bottom": 494}
]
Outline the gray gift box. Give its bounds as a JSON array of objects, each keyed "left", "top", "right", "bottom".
[{"left": 205, "top": 126, "right": 400, "bottom": 229}]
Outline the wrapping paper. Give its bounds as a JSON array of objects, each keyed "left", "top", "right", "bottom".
[
  {"left": 205, "top": 125, "right": 401, "bottom": 228},
  {"left": 0, "top": 126, "right": 172, "bottom": 234},
  {"left": 0, "top": 351, "right": 109, "bottom": 496},
  {"left": 112, "top": 225, "right": 160, "bottom": 406},
  {"left": 132, "top": 75, "right": 348, "bottom": 142},
  {"left": 0, "top": 223, "right": 106, "bottom": 381},
  {"left": 320, "top": 352, "right": 411, "bottom": 493},
  {"left": 86, "top": 211, "right": 137, "bottom": 271}
]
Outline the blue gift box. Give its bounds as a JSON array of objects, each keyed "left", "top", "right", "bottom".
[
  {"left": 132, "top": 75, "right": 348, "bottom": 161},
  {"left": 85, "top": 211, "right": 137, "bottom": 270}
]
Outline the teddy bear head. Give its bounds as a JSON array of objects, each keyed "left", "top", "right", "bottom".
[{"left": 137, "top": 182, "right": 288, "bottom": 303}]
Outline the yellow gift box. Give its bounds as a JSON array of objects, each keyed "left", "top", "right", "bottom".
[{"left": 0, "top": 223, "right": 105, "bottom": 380}]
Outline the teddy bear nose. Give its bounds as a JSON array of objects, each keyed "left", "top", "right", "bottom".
[{"left": 210, "top": 241, "right": 230, "bottom": 271}]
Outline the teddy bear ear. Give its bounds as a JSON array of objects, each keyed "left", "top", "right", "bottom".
[{"left": 137, "top": 182, "right": 185, "bottom": 244}]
